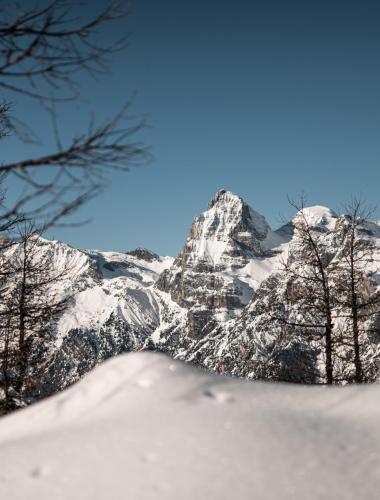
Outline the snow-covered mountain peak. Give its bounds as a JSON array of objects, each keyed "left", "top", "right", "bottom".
[
  {"left": 155, "top": 191, "right": 286, "bottom": 338},
  {"left": 207, "top": 189, "right": 241, "bottom": 209},
  {"left": 206, "top": 189, "right": 270, "bottom": 236},
  {"left": 185, "top": 190, "right": 273, "bottom": 266},
  {"left": 293, "top": 205, "right": 337, "bottom": 231}
]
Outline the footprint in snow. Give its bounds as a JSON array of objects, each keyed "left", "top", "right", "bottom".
[
  {"left": 203, "top": 388, "right": 235, "bottom": 404},
  {"left": 30, "top": 465, "right": 50, "bottom": 479}
]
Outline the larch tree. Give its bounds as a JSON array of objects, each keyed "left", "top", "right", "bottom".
[
  {"left": 0, "top": 225, "right": 71, "bottom": 411},
  {"left": 280, "top": 197, "right": 336, "bottom": 384},
  {"left": 332, "top": 199, "right": 380, "bottom": 383}
]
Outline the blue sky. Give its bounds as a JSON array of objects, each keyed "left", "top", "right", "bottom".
[{"left": 3, "top": 0, "right": 380, "bottom": 256}]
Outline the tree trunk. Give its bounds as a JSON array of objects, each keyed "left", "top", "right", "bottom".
[
  {"left": 351, "top": 293, "right": 363, "bottom": 383},
  {"left": 15, "top": 239, "right": 28, "bottom": 395},
  {"left": 1, "top": 319, "right": 11, "bottom": 412},
  {"left": 350, "top": 234, "right": 363, "bottom": 383},
  {"left": 325, "top": 319, "right": 333, "bottom": 385}
]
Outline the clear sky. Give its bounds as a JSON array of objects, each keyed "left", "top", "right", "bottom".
[{"left": 3, "top": 0, "right": 380, "bottom": 256}]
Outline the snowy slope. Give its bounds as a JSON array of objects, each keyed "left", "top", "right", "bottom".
[
  {"left": 9, "top": 238, "right": 174, "bottom": 396},
  {"left": 57, "top": 246, "right": 173, "bottom": 339},
  {"left": 0, "top": 352, "right": 379, "bottom": 500}
]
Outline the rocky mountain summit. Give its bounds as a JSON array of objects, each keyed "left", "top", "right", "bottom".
[
  {"left": 156, "top": 189, "right": 287, "bottom": 338},
  {"left": 13, "top": 190, "right": 380, "bottom": 397}
]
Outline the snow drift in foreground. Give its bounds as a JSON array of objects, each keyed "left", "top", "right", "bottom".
[{"left": 0, "top": 352, "right": 379, "bottom": 500}]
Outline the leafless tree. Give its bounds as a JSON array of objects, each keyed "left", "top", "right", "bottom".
[
  {"left": 332, "top": 199, "right": 380, "bottom": 383},
  {"left": 0, "top": 224, "right": 71, "bottom": 412},
  {"left": 279, "top": 196, "right": 336, "bottom": 384},
  {"left": 0, "top": 0, "right": 147, "bottom": 228}
]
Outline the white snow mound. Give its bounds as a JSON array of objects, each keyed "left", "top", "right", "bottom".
[{"left": 0, "top": 352, "right": 379, "bottom": 500}]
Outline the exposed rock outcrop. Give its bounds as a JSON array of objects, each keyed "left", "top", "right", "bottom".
[{"left": 156, "top": 190, "right": 287, "bottom": 338}]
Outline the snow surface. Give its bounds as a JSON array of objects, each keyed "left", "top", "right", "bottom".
[{"left": 0, "top": 352, "right": 379, "bottom": 500}]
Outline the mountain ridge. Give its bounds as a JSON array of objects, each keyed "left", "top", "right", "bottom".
[{"left": 6, "top": 189, "right": 380, "bottom": 397}]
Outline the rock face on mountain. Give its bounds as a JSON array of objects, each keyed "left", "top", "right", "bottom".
[{"left": 156, "top": 190, "right": 287, "bottom": 339}]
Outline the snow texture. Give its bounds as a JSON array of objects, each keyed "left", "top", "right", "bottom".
[{"left": 0, "top": 352, "right": 379, "bottom": 500}]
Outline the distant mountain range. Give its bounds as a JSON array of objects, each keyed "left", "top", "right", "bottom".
[{"left": 28, "top": 190, "right": 380, "bottom": 396}]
